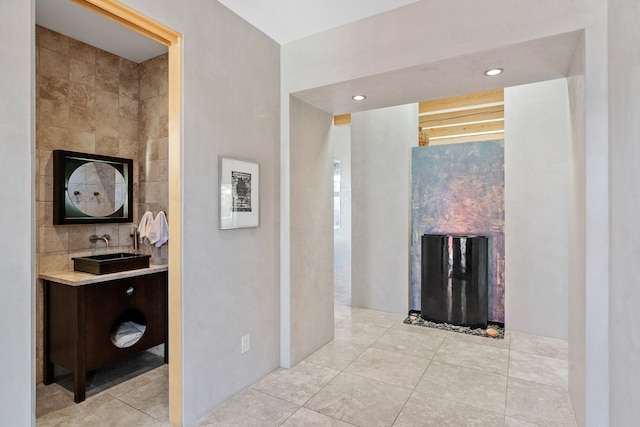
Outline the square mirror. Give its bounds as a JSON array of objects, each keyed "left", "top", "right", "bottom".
[{"left": 53, "top": 150, "right": 133, "bottom": 224}]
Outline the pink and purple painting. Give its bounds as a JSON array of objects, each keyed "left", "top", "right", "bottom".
[{"left": 411, "top": 141, "right": 505, "bottom": 322}]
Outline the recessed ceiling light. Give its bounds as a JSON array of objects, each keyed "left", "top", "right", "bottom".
[
  {"left": 352, "top": 95, "right": 366, "bottom": 101},
  {"left": 484, "top": 68, "right": 504, "bottom": 76}
]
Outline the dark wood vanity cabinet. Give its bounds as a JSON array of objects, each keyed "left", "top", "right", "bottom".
[{"left": 43, "top": 271, "right": 168, "bottom": 402}]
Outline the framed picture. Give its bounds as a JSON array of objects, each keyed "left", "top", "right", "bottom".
[{"left": 219, "top": 157, "right": 260, "bottom": 229}]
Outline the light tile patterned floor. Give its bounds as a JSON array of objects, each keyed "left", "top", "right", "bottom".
[{"left": 37, "top": 305, "right": 576, "bottom": 426}]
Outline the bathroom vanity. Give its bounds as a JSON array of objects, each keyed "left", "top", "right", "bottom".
[{"left": 41, "top": 265, "right": 168, "bottom": 402}]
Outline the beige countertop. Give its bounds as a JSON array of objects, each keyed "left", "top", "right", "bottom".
[{"left": 39, "top": 264, "right": 168, "bottom": 286}]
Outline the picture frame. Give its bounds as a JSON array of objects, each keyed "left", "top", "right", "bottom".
[{"left": 219, "top": 157, "right": 260, "bottom": 229}]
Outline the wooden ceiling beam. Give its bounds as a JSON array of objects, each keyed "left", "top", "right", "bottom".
[
  {"left": 428, "top": 132, "right": 504, "bottom": 145},
  {"left": 420, "top": 106, "right": 504, "bottom": 128},
  {"left": 426, "top": 120, "right": 504, "bottom": 138},
  {"left": 419, "top": 89, "right": 504, "bottom": 114},
  {"left": 333, "top": 114, "right": 351, "bottom": 126}
]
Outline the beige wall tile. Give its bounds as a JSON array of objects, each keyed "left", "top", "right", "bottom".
[
  {"left": 96, "top": 68, "right": 118, "bottom": 93},
  {"left": 119, "top": 224, "right": 136, "bottom": 250},
  {"left": 38, "top": 226, "right": 69, "bottom": 253},
  {"left": 159, "top": 116, "right": 169, "bottom": 138},
  {"left": 68, "top": 83, "right": 95, "bottom": 109},
  {"left": 140, "top": 117, "right": 160, "bottom": 140},
  {"left": 36, "top": 174, "right": 54, "bottom": 202},
  {"left": 146, "top": 138, "right": 163, "bottom": 161},
  {"left": 36, "top": 25, "right": 69, "bottom": 55},
  {"left": 95, "top": 135, "right": 119, "bottom": 156},
  {"left": 70, "top": 58, "right": 95, "bottom": 87},
  {"left": 36, "top": 124, "right": 69, "bottom": 150},
  {"left": 38, "top": 75, "right": 69, "bottom": 101},
  {"left": 140, "top": 74, "right": 168, "bottom": 100},
  {"left": 144, "top": 182, "right": 168, "bottom": 204},
  {"left": 39, "top": 48, "right": 69, "bottom": 79},
  {"left": 139, "top": 54, "right": 168, "bottom": 80},
  {"left": 119, "top": 94, "right": 138, "bottom": 120},
  {"left": 36, "top": 150, "right": 53, "bottom": 176},
  {"left": 95, "top": 224, "right": 120, "bottom": 247},
  {"left": 96, "top": 113, "right": 119, "bottom": 138},
  {"left": 69, "top": 106, "right": 96, "bottom": 132},
  {"left": 96, "top": 49, "right": 119, "bottom": 74},
  {"left": 146, "top": 159, "right": 168, "bottom": 182},
  {"left": 118, "top": 139, "right": 138, "bottom": 159},
  {"left": 119, "top": 77, "right": 139, "bottom": 100},
  {"left": 68, "top": 225, "right": 96, "bottom": 251},
  {"left": 119, "top": 57, "right": 139, "bottom": 81},
  {"left": 68, "top": 131, "right": 96, "bottom": 153},
  {"left": 38, "top": 252, "right": 70, "bottom": 273},
  {"left": 37, "top": 98, "right": 69, "bottom": 127},
  {"left": 69, "top": 38, "right": 96, "bottom": 65},
  {"left": 95, "top": 90, "right": 119, "bottom": 116},
  {"left": 37, "top": 201, "right": 54, "bottom": 226},
  {"left": 141, "top": 94, "right": 168, "bottom": 119},
  {"left": 119, "top": 117, "right": 138, "bottom": 140}
]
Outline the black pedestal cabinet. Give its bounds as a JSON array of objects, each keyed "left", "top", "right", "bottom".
[{"left": 421, "top": 234, "right": 488, "bottom": 329}]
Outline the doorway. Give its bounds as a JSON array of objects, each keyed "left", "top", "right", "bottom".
[
  {"left": 333, "top": 123, "right": 352, "bottom": 307},
  {"left": 33, "top": 1, "right": 183, "bottom": 425}
]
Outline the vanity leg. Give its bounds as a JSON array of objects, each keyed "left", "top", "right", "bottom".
[
  {"left": 164, "top": 341, "right": 169, "bottom": 364},
  {"left": 73, "top": 371, "right": 86, "bottom": 403},
  {"left": 43, "top": 280, "right": 54, "bottom": 385},
  {"left": 73, "top": 287, "right": 87, "bottom": 403},
  {"left": 43, "top": 360, "right": 54, "bottom": 385}
]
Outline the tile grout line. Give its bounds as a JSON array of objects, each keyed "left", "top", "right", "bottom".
[{"left": 389, "top": 320, "right": 446, "bottom": 426}]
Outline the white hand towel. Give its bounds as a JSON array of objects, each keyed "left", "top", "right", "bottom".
[
  {"left": 148, "top": 211, "right": 169, "bottom": 247},
  {"left": 138, "top": 211, "right": 154, "bottom": 244}
]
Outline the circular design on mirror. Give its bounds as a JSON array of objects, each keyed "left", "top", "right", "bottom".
[{"left": 67, "top": 162, "right": 127, "bottom": 217}]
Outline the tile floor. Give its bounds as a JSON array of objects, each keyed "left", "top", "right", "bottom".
[{"left": 37, "top": 305, "right": 576, "bottom": 426}]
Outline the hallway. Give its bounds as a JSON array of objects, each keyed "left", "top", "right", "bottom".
[{"left": 37, "top": 305, "right": 574, "bottom": 426}]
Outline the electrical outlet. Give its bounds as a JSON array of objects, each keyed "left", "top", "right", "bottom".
[{"left": 241, "top": 334, "right": 250, "bottom": 354}]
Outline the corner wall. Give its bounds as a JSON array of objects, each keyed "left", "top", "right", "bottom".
[
  {"left": 608, "top": 0, "right": 640, "bottom": 424},
  {"left": 504, "top": 78, "right": 571, "bottom": 339},
  {"left": 288, "top": 96, "right": 334, "bottom": 365},
  {"left": 567, "top": 34, "right": 587, "bottom": 427},
  {"left": 351, "top": 104, "right": 417, "bottom": 314},
  {"left": 0, "top": 0, "right": 34, "bottom": 425}
]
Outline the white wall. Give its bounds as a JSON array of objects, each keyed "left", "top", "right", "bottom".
[
  {"left": 0, "top": 1, "right": 34, "bottom": 426},
  {"left": 333, "top": 125, "right": 351, "bottom": 305},
  {"left": 121, "top": 2, "right": 281, "bottom": 425},
  {"left": 504, "top": 79, "right": 570, "bottom": 339},
  {"left": 567, "top": 33, "right": 587, "bottom": 427},
  {"left": 350, "top": 104, "right": 417, "bottom": 314},
  {"left": 608, "top": 1, "right": 640, "bottom": 425},
  {"left": 288, "top": 96, "right": 335, "bottom": 365}
]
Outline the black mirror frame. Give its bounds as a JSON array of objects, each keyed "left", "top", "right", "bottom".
[{"left": 53, "top": 150, "right": 134, "bottom": 225}]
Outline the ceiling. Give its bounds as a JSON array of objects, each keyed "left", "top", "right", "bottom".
[
  {"left": 35, "top": 0, "right": 419, "bottom": 62},
  {"left": 293, "top": 31, "right": 583, "bottom": 115},
  {"left": 35, "top": 0, "right": 167, "bottom": 63},
  {"left": 35, "top": 1, "right": 582, "bottom": 119},
  {"left": 216, "top": 0, "right": 421, "bottom": 44}
]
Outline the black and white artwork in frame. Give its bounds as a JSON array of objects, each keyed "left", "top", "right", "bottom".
[{"left": 219, "top": 157, "right": 259, "bottom": 229}]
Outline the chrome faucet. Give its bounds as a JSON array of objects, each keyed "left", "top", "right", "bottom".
[{"left": 89, "top": 234, "right": 111, "bottom": 247}]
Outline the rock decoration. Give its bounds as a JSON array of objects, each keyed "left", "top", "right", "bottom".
[{"left": 404, "top": 314, "right": 505, "bottom": 339}]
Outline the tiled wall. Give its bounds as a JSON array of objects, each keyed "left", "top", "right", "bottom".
[
  {"left": 137, "top": 53, "right": 169, "bottom": 264},
  {"left": 35, "top": 25, "right": 168, "bottom": 382}
]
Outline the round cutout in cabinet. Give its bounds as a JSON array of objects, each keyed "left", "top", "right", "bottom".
[{"left": 110, "top": 309, "right": 147, "bottom": 348}]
